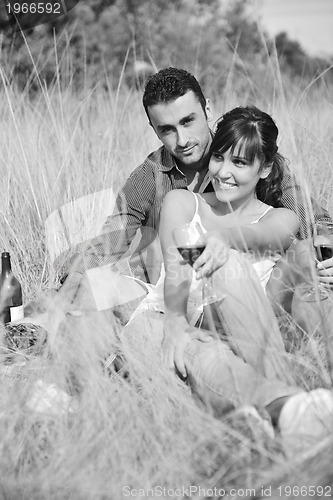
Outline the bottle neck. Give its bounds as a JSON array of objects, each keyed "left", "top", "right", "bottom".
[{"left": 1, "top": 253, "right": 12, "bottom": 275}]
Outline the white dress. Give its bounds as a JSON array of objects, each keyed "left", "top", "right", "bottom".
[{"left": 130, "top": 192, "right": 280, "bottom": 324}]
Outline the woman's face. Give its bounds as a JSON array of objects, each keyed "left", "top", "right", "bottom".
[{"left": 208, "top": 142, "right": 270, "bottom": 207}]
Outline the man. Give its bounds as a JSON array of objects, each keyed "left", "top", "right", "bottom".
[
  {"left": 56, "top": 67, "right": 333, "bottom": 317},
  {"left": 59, "top": 67, "right": 214, "bottom": 287}
]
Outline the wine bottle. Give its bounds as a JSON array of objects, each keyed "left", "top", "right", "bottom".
[{"left": 0, "top": 252, "right": 24, "bottom": 324}]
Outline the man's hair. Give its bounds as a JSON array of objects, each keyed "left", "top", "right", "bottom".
[{"left": 142, "top": 67, "right": 206, "bottom": 121}]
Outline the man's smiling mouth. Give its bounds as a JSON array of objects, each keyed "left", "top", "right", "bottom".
[{"left": 177, "top": 145, "right": 195, "bottom": 154}]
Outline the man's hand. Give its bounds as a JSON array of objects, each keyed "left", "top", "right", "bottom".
[
  {"left": 192, "top": 230, "right": 229, "bottom": 279},
  {"left": 317, "top": 258, "right": 333, "bottom": 285},
  {"left": 162, "top": 317, "right": 216, "bottom": 378}
]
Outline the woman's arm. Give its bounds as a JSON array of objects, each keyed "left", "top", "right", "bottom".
[
  {"left": 159, "top": 191, "right": 195, "bottom": 375},
  {"left": 160, "top": 190, "right": 195, "bottom": 317},
  {"left": 193, "top": 208, "right": 299, "bottom": 279},
  {"left": 224, "top": 208, "right": 300, "bottom": 253},
  {"left": 159, "top": 190, "right": 218, "bottom": 376}
]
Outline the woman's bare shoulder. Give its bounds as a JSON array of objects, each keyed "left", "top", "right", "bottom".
[
  {"left": 265, "top": 206, "right": 298, "bottom": 219},
  {"left": 262, "top": 206, "right": 300, "bottom": 231},
  {"left": 163, "top": 189, "right": 194, "bottom": 206},
  {"left": 161, "top": 190, "right": 197, "bottom": 223}
]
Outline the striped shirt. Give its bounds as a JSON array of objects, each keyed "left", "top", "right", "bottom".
[{"left": 58, "top": 145, "right": 331, "bottom": 283}]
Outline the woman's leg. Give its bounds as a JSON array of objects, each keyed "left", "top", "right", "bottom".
[
  {"left": 121, "top": 310, "right": 302, "bottom": 417},
  {"left": 183, "top": 338, "right": 301, "bottom": 416},
  {"left": 205, "top": 250, "right": 295, "bottom": 384}
]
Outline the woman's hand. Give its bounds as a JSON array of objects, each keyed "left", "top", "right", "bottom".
[
  {"left": 162, "top": 325, "right": 191, "bottom": 379},
  {"left": 317, "top": 257, "right": 333, "bottom": 285},
  {"left": 162, "top": 317, "right": 216, "bottom": 378},
  {"left": 192, "top": 230, "right": 229, "bottom": 279}
]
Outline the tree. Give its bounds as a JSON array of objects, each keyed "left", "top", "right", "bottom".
[
  {"left": 275, "top": 32, "right": 308, "bottom": 77},
  {"left": 0, "top": 0, "right": 331, "bottom": 92}
]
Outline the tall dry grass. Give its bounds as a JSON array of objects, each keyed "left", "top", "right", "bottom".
[{"left": 0, "top": 44, "right": 333, "bottom": 499}]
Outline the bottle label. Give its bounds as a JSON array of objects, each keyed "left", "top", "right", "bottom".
[{"left": 10, "top": 305, "right": 24, "bottom": 321}]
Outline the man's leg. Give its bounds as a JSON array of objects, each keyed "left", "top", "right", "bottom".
[
  {"left": 75, "top": 266, "right": 149, "bottom": 324},
  {"left": 18, "top": 266, "right": 149, "bottom": 356},
  {"left": 121, "top": 310, "right": 164, "bottom": 353}
]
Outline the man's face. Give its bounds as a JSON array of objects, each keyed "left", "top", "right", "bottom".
[{"left": 147, "top": 91, "right": 212, "bottom": 169}]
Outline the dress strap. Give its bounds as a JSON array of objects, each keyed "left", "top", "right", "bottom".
[
  {"left": 251, "top": 206, "right": 274, "bottom": 224},
  {"left": 190, "top": 192, "right": 201, "bottom": 225}
]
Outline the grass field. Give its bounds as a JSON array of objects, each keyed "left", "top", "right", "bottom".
[{"left": 0, "top": 51, "right": 333, "bottom": 499}]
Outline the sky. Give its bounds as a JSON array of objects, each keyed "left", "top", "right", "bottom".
[{"left": 253, "top": 0, "right": 333, "bottom": 57}]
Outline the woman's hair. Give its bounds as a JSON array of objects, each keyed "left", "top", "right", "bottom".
[
  {"left": 142, "top": 67, "right": 207, "bottom": 121},
  {"left": 211, "top": 106, "right": 286, "bottom": 207}
]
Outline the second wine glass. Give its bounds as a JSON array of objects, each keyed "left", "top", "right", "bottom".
[{"left": 300, "top": 220, "right": 333, "bottom": 302}]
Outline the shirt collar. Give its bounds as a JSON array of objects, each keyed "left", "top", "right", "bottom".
[
  {"left": 158, "top": 146, "right": 212, "bottom": 193},
  {"left": 199, "top": 170, "right": 212, "bottom": 193},
  {"left": 160, "top": 147, "right": 179, "bottom": 172}
]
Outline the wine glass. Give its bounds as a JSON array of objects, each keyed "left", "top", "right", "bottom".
[
  {"left": 300, "top": 221, "right": 333, "bottom": 302},
  {"left": 173, "top": 222, "right": 225, "bottom": 306}
]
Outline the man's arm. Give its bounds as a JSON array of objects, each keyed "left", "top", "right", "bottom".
[
  {"left": 46, "top": 167, "right": 157, "bottom": 314},
  {"left": 59, "top": 166, "right": 157, "bottom": 280},
  {"left": 279, "top": 168, "right": 333, "bottom": 283},
  {"left": 280, "top": 167, "right": 332, "bottom": 239}
]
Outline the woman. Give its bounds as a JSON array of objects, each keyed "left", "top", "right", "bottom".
[{"left": 160, "top": 105, "right": 299, "bottom": 377}]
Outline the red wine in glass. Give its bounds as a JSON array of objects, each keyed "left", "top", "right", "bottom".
[
  {"left": 177, "top": 245, "right": 205, "bottom": 266},
  {"left": 315, "top": 244, "right": 333, "bottom": 262},
  {"left": 173, "top": 222, "right": 224, "bottom": 306},
  {"left": 301, "top": 221, "right": 333, "bottom": 302}
]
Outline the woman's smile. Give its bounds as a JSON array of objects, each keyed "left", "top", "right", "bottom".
[
  {"left": 208, "top": 145, "right": 271, "bottom": 209},
  {"left": 213, "top": 178, "right": 238, "bottom": 190}
]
